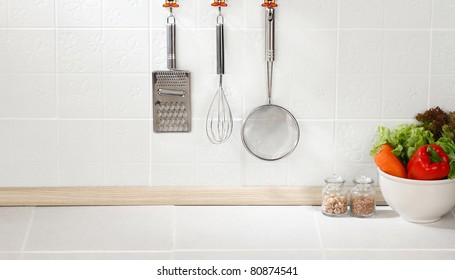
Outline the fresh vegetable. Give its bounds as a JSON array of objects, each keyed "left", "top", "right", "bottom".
[
  {"left": 436, "top": 137, "right": 455, "bottom": 179},
  {"left": 373, "top": 144, "right": 407, "bottom": 178},
  {"left": 416, "top": 106, "right": 455, "bottom": 141},
  {"left": 371, "top": 107, "right": 455, "bottom": 180},
  {"left": 407, "top": 144, "right": 450, "bottom": 180},
  {"left": 370, "top": 124, "right": 434, "bottom": 165}
]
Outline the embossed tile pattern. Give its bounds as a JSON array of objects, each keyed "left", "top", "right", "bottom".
[{"left": 0, "top": 0, "right": 454, "bottom": 187}]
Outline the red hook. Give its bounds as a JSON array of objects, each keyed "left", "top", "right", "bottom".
[
  {"left": 163, "top": 0, "right": 179, "bottom": 8},
  {"left": 212, "top": 0, "right": 228, "bottom": 7},
  {"left": 261, "top": 0, "right": 278, "bottom": 8}
]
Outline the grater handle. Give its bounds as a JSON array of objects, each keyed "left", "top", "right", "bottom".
[
  {"left": 216, "top": 15, "right": 225, "bottom": 76},
  {"left": 167, "top": 15, "right": 177, "bottom": 70}
]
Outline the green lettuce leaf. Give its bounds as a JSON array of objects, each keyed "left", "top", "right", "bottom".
[{"left": 371, "top": 124, "right": 435, "bottom": 165}]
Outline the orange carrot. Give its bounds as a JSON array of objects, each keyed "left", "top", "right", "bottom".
[{"left": 374, "top": 144, "right": 407, "bottom": 178}]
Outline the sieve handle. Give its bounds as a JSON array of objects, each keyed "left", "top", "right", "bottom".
[
  {"left": 216, "top": 14, "right": 225, "bottom": 75},
  {"left": 265, "top": 8, "right": 275, "bottom": 63},
  {"left": 167, "top": 15, "right": 176, "bottom": 70},
  {"left": 265, "top": 7, "right": 275, "bottom": 104}
]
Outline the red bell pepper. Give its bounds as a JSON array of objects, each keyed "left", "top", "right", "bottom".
[{"left": 407, "top": 144, "right": 450, "bottom": 180}]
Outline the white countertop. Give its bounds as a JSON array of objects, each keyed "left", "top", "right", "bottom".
[{"left": 1, "top": 206, "right": 454, "bottom": 260}]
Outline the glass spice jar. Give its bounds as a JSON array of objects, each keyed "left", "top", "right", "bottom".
[
  {"left": 350, "top": 175, "right": 376, "bottom": 218},
  {"left": 321, "top": 174, "right": 348, "bottom": 217}
]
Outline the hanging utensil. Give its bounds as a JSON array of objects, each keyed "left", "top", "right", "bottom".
[
  {"left": 206, "top": 1, "right": 233, "bottom": 144},
  {"left": 241, "top": 1, "right": 300, "bottom": 161},
  {"left": 153, "top": 0, "right": 192, "bottom": 133}
]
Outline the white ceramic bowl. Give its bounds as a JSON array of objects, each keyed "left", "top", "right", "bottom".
[{"left": 378, "top": 169, "right": 455, "bottom": 223}]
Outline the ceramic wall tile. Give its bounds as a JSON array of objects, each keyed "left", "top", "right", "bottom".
[
  {"left": 56, "top": 0, "right": 102, "bottom": 27},
  {"left": 8, "top": 0, "right": 55, "bottom": 27},
  {"left": 9, "top": 30, "right": 55, "bottom": 73},
  {"left": 104, "top": 163, "right": 149, "bottom": 187},
  {"left": 0, "top": 164, "right": 13, "bottom": 187},
  {"left": 429, "top": 75, "right": 455, "bottom": 111},
  {"left": 103, "top": 0, "right": 149, "bottom": 27},
  {"left": 103, "top": 29, "right": 149, "bottom": 73},
  {"left": 431, "top": 31, "right": 455, "bottom": 74},
  {"left": 59, "top": 120, "right": 103, "bottom": 162},
  {"left": 151, "top": 163, "right": 196, "bottom": 187},
  {"left": 57, "top": 30, "right": 103, "bottom": 73},
  {"left": 11, "top": 74, "right": 57, "bottom": 118},
  {"left": 335, "top": 120, "right": 380, "bottom": 164},
  {"left": 13, "top": 162, "right": 58, "bottom": 187},
  {"left": 0, "top": 31, "right": 9, "bottom": 73},
  {"left": 288, "top": 121, "right": 334, "bottom": 164},
  {"left": 288, "top": 75, "right": 336, "bottom": 119},
  {"left": 196, "top": 163, "right": 242, "bottom": 187},
  {"left": 0, "top": 0, "right": 453, "bottom": 188},
  {"left": 384, "top": 31, "right": 430, "bottom": 74},
  {"left": 58, "top": 74, "right": 103, "bottom": 118},
  {"left": 337, "top": 75, "right": 382, "bottom": 119},
  {"left": 151, "top": 132, "right": 196, "bottom": 163},
  {"left": 104, "top": 120, "right": 150, "bottom": 163},
  {"left": 104, "top": 74, "right": 150, "bottom": 118},
  {"left": 385, "top": 0, "right": 432, "bottom": 29},
  {"left": 0, "top": 75, "right": 10, "bottom": 117},
  {"left": 339, "top": 31, "right": 384, "bottom": 74},
  {"left": 12, "top": 120, "right": 58, "bottom": 162},
  {"left": 59, "top": 163, "right": 104, "bottom": 187},
  {"left": 339, "top": 0, "right": 384, "bottom": 28},
  {"left": 0, "top": 120, "right": 12, "bottom": 163},
  {"left": 278, "top": 30, "right": 337, "bottom": 75},
  {"left": 382, "top": 75, "right": 429, "bottom": 119},
  {"left": 433, "top": 0, "right": 455, "bottom": 28},
  {"left": 0, "top": 0, "right": 6, "bottom": 27},
  {"left": 243, "top": 163, "right": 287, "bottom": 186},
  {"left": 279, "top": 0, "right": 338, "bottom": 29}
]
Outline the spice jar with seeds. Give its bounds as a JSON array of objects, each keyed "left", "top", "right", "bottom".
[
  {"left": 350, "top": 175, "right": 376, "bottom": 218},
  {"left": 321, "top": 174, "right": 348, "bottom": 217}
]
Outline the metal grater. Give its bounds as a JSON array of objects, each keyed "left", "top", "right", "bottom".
[
  {"left": 152, "top": 5, "right": 191, "bottom": 133},
  {"left": 152, "top": 71, "right": 191, "bottom": 133}
]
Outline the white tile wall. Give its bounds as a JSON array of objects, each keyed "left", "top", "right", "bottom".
[{"left": 0, "top": 0, "right": 451, "bottom": 187}]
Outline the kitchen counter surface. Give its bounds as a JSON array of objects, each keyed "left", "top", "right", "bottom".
[{"left": 1, "top": 206, "right": 454, "bottom": 260}]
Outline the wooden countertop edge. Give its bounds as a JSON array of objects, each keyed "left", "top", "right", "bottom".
[{"left": 0, "top": 186, "right": 387, "bottom": 206}]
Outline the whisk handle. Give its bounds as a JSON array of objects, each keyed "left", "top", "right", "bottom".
[{"left": 216, "top": 17, "right": 225, "bottom": 75}]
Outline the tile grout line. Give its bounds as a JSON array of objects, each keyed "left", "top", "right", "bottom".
[{"left": 20, "top": 207, "right": 36, "bottom": 254}]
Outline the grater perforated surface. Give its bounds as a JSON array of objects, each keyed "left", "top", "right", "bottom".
[{"left": 152, "top": 70, "right": 191, "bottom": 133}]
